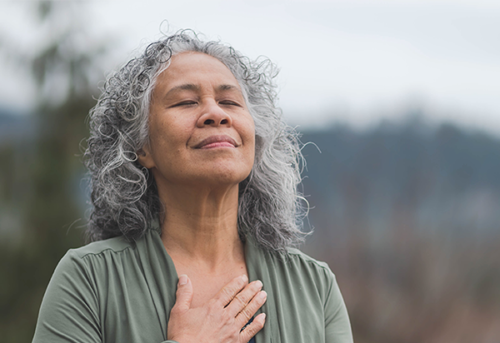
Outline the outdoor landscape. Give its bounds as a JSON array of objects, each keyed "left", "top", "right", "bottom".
[{"left": 1, "top": 2, "right": 499, "bottom": 343}]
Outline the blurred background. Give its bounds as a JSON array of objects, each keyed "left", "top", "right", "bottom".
[{"left": 1, "top": 0, "right": 499, "bottom": 342}]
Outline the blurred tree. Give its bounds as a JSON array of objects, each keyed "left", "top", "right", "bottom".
[{"left": 0, "top": 1, "right": 108, "bottom": 342}]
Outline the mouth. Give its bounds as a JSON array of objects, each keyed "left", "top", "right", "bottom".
[{"left": 194, "top": 135, "right": 238, "bottom": 149}]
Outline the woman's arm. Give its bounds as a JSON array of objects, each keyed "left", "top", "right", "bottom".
[
  {"left": 32, "top": 250, "right": 101, "bottom": 343},
  {"left": 324, "top": 273, "right": 354, "bottom": 343},
  {"left": 31, "top": 251, "right": 183, "bottom": 343}
]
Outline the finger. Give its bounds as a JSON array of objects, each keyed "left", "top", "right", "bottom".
[
  {"left": 225, "top": 280, "right": 263, "bottom": 317},
  {"left": 172, "top": 274, "right": 193, "bottom": 312},
  {"left": 213, "top": 274, "right": 248, "bottom": 307},
  {"left": 240, "top": 313, "right": 266, "bottom": 343},
  {"left": 235, "top": 290, "right": 267, "bottom": 327}
]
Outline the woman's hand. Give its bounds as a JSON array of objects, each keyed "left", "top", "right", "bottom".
[{"left": 167, "top": 274, "right": 267, "bottom": 343}]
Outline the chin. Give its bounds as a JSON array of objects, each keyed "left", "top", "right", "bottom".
[
  {"left": 205, "top": 170, "right": 250, "bottom": 186},
  {"left": 191, "top": 157, "right": 252, "bottom": 182},
  {"left": 197, "top": 164, "right": 251, "bottom": 186}
]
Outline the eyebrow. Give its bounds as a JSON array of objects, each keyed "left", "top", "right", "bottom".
[
  {"left": 163, "top": 84, "right": 200, "bottom": 99},
  {"left": 217, "top": 84, "right": 242, "bottom": 93}
]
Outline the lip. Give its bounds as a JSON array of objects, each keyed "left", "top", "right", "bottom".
[{"left": 194, "top": 135, "right": 238, "bottom": 149}]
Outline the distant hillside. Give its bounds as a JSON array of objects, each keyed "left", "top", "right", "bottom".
[
  {"left": 300, "top": 120, "right": 500, "bottom": 238},
  {"left": 299, "top": 121, "right": 500, "bottom": 343}
]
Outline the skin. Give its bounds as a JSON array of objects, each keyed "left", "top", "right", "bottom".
[{"left": 138, "top": 51, "right": 266, "bottom": 342}]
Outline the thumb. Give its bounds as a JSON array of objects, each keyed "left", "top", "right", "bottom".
[{"left": 174, "top": 274, "right": 193, "bottom": 311}]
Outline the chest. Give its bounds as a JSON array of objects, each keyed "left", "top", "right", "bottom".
[
  {"left": 95, "top": 256, "right": 330, "bottom": 343},
  {"left": 175, "top": 263, "right": 249, "bottom": 308}
]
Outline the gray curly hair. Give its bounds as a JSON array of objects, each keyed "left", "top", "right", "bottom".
[{"left": 84, "top": 31, "right": 308, "bottom": 252}]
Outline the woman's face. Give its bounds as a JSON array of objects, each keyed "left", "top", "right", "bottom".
[{"left": 139, "top": 51, "right": 255, "bottom": 189}]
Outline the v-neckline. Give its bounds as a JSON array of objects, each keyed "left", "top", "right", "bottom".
[{"left": 149, "top": 221, "right": 276, "bottom": 343}]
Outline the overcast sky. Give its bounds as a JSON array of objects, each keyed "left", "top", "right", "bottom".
[{"left": 1, "top": 0, "right": 499, "bottom": 135}]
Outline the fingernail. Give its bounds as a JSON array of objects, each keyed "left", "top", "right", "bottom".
[
  {"left": 258, "top": 290, "right": 267, "bottom": 300},
  {"left": 241, "top": 274, "right": 248, "bottom": 282},
  {"left": 255, "top": 280, "right": 263, "bottom": 289},
  {"left": 260, "top": 313, "right": 266, "bottom": 323},
  {"left": 179, "top": 274, "right": 188, "bottom": 286}
]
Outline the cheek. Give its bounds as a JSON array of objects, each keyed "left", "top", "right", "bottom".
[
  {"left": 246, "top": 119, "right": 256, "bottom": 160},
  {"left": 149, "top": 123, "right": 171, "bottom": 154},
  {"left": 243, "top": 114, "right": 256, "bottom": 142},
  {"left": 245, "top": 130, "right": 256, "bottom": 166},
  {"left": 149, "top": 115, "right": 191, "bottom": 150}
]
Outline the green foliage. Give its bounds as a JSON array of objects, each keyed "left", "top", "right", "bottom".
[{"left": 0, "top": 3, "right": 104, "bottom": 342}]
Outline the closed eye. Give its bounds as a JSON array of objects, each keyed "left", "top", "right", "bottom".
[
  {"left": 219, "top": 100, "right": 241, "bottom": 107},
  {"left": 171, "top": 100, "right": 197, "bottom": 108}
]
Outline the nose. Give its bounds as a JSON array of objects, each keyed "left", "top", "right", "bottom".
[{"left": 196, "top": 100, "right": 232, "bottom": 127}]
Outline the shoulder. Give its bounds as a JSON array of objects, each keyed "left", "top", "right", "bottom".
[
  {"left": 256, "top": 245, "right": 337, "bottom": 296},
  {"left": 247, "top": 238, "right": 335, "bottom": 283},
  {"left": 285, "top": 247, "right": 332, "bottom": 272},
  {"left": 68, "top": 235, "right": 136, "bottom": 260},
  {"left": 38, "top": 238, "right": 136, "bottom": 318},
  {"left": 272, "top": 246, "right": 335, "bottom": 278},
  {"left": 53, "top": 235, "right": 139, "bottom": 283},
  {"left": 286, "top": 248, "right": 336, "bottom": 290},
  {"left": 282, "top": 249, "right": 350, "bottom": 330},
  {"left": 48, "top": 233, "right": 158, "bottom": 309}
]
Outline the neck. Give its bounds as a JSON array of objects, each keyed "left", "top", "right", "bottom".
[{"left": 158, "top": 181, "right": 244, "bottom": 272}]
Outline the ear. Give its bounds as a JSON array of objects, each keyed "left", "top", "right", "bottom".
[{"left": 137, "top": 143, "right": 156, "bottom": 169}]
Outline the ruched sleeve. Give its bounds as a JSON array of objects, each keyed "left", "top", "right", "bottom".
[
  {"left": 32, "top": 232, "right": 178, "bottom": 343},
  {"left": 32, "top": 250, "right": 102, "bottom": 343},
  {"left": 324, "top": 272, "right": 353, "bottom": 343}
]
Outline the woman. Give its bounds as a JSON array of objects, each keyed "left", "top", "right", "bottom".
[{"left": 32, "top": 31, "right": 353, "bottom": 343}]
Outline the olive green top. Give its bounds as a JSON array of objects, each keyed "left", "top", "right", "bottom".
[{"left": 32, "top": 224, "right": 353, "bottom": 343}]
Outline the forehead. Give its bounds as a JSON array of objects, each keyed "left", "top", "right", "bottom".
[{"left": 156, "top": 51, "right": 241, "bottom": 90}]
